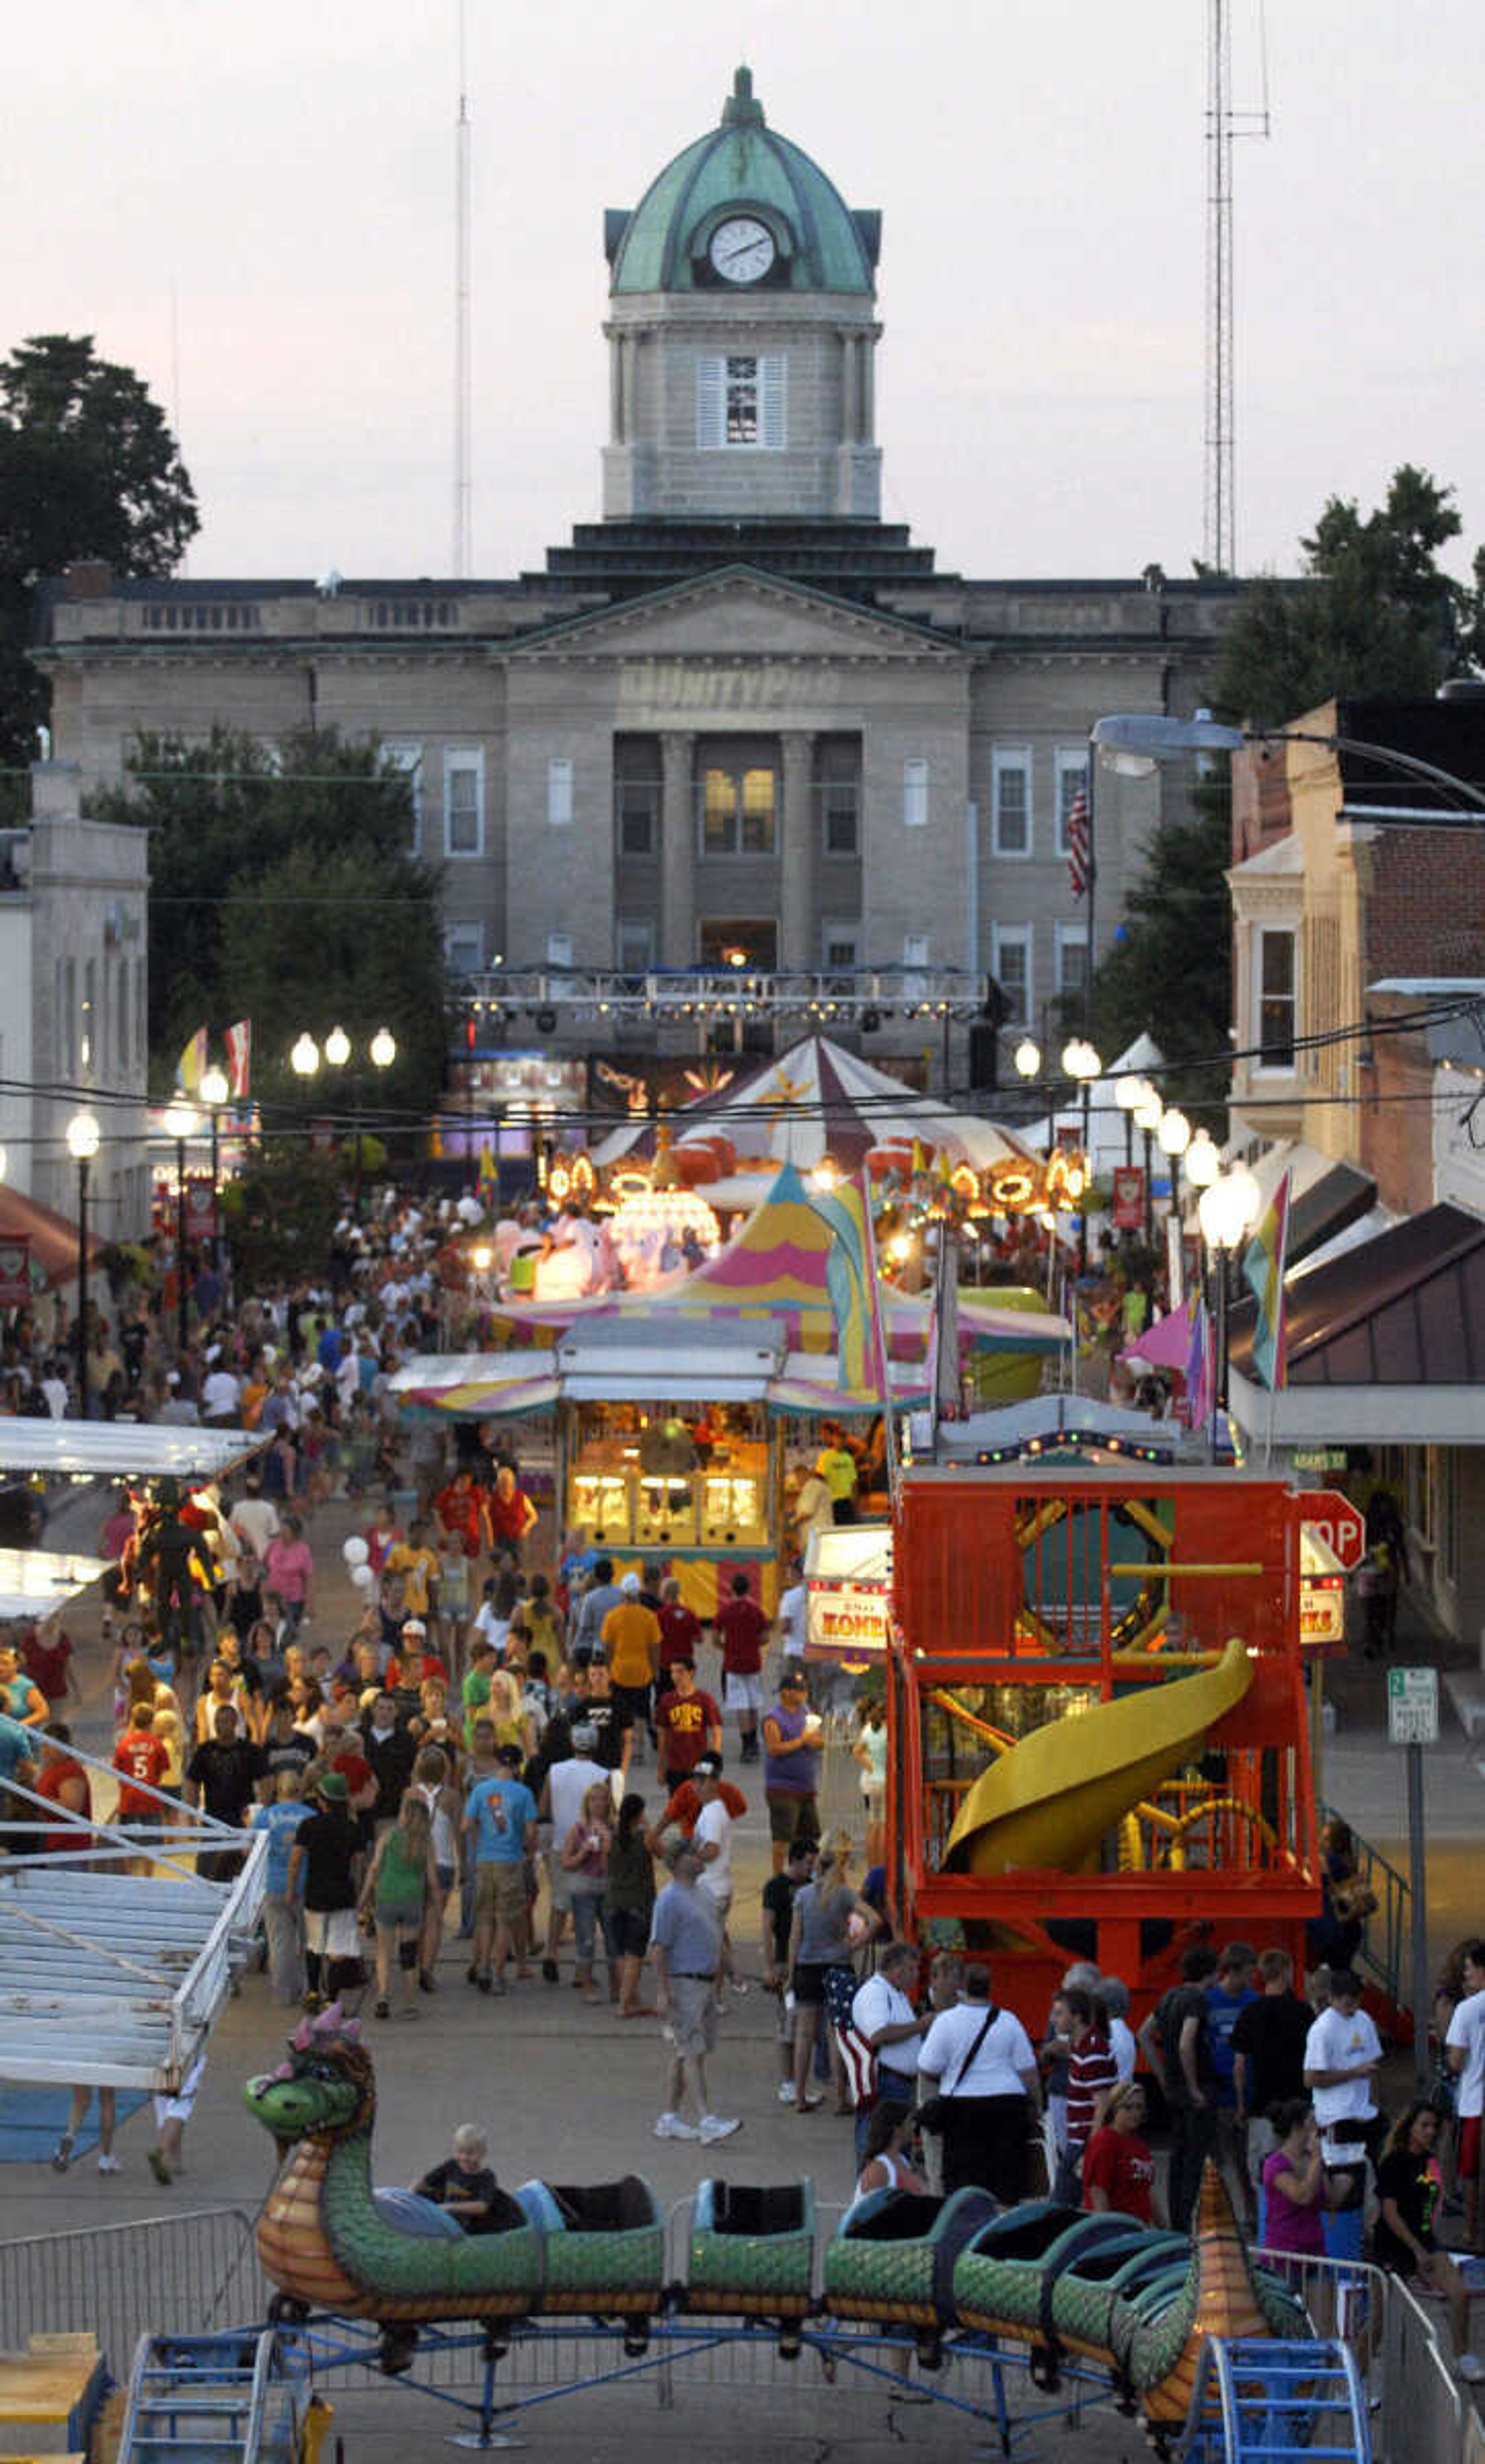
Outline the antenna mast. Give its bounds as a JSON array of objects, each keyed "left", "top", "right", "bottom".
[
  {"left": 1203, "top": 0, "right": 1270, "bottom": 575},
  {"left": 453, "top": 0, "right": 473, "bottom": 579}
]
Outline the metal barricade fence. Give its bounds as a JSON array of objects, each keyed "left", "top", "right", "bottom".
[
  {"left": 0, "top": 2207, "right": 269, "bottom": 2375},
  {"left": 1379, "top": 2265, "right": 1467, "bottom": 2464}
]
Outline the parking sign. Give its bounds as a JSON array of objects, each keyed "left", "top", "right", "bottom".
[{"left": 1387, "top": 1666, "right": 1438, "bottom": 1747}]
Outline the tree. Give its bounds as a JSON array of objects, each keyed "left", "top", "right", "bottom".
[
  {"left": 1093, "top": 466, "right": 1483, "bottom": 1115},
  {"left": 87, "top": 725, "right": 449, "bottom": 1110},
  {"left": 1090, "top": 796, "right": 1234, "bottom": 1123},
  {"left": 0, "top": 334, "right": 198, "bottom": 770},
  {"left": 220, "top": 1144, "right": 345, "bottom": 1290},
  {"left": 1210, "top": 464, "right": 1480, "bottom": 724}
]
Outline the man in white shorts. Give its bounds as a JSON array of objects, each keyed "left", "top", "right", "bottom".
[{"left": 714, "top": 1573, "right": 768, "bottom": 1764}]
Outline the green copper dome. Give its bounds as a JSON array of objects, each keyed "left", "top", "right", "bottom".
[{"left": 606, "top": 68, "right": 879, "bottom": 297}]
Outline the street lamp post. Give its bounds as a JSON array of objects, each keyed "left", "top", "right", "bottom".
[
  {"left": 1132, "top": 1084, "right": 1161, "bottom": 1248},
  {"left": 163, "top": 1102, "right": 198, "bottom": 1354},
  {"left": 1197, "top": 1164, "right": 1262, "bottom": 1458},
  {"left": 1114, "top": 1072, "right": 1145, "bottom": 1167},
  {"left": 200, "top": 1066, "right": 229, "bottom": 1275},
  {"left": 1091, "top": 713, "right": 1485, "bottom": 815},
  {"left": 1061, "top": 1037, "right": 1102, "bottom": 1272},
  {"left": 1157, "top": 1107, "right": 1191, "bottom": 1226},
  {"left": 66, "top": 1110, "right": 100, "bottom": 1419},
  {"left": 293, "top": 1030, "right": 397, "bottom": 1216}
]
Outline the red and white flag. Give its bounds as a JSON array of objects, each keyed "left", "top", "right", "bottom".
[
  {"left": 225, "top": 1019, "right": 252, "bottom": 1100},
  {"left": 1066, "top": 787, "right": 1091, "bottom": 899}
]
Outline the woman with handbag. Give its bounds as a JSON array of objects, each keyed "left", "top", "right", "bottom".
[{"left": 917, "top": 1960, "right": 1041, "bottom": 2202}]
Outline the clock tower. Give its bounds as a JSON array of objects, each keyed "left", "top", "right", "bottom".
[{"left": 602, "top": 68, "right": 882, "bottom": 521}]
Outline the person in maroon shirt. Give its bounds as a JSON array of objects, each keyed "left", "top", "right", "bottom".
[
  {"left": 657, "top": 1579, "right": 702, "bottom": 1671},
  {"left": 654, "top": 1660, "right": 722, "bottom": 1785},
  {"left": 714, "top": 1573, "right": 769, "bottom": 1763},
  {"left": 22, "top": 1616, "right": 73, "bottom": 1709},
  {"left": 486, "top": 1466, "right": 538, "bottom": 1562}
]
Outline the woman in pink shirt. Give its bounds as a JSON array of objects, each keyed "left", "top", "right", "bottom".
[{"left": 265, "top": 1518, "right": 315, "bottom": 1634}]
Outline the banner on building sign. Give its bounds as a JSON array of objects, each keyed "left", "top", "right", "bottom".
[
  {"left": 184, "top": 1178, "right": 217, "bottom": 1239},
  {"left": 0, "top": 1238, "right": 30, "bottom": 1306},
  {"left": 1111, "top": 1165, "right": 1145, "bottom": 1230}
]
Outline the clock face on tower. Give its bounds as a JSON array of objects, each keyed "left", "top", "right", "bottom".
[{"left": 708, "top": 216, "right": 777, "bottom": 284}]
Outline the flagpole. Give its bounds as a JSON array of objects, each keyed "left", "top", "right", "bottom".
[
  {"left": 1083, "top": 734, "right": 1097, "bottom": 1034},
  {"left": 1260, "top": 1176, "right": 1292, "bottom": 1469}
]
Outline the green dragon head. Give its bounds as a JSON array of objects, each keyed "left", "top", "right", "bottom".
[{"left": 245, "top": 2007, "right": 373, "bottom": 2143}]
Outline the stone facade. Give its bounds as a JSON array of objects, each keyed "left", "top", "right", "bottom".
[{"left": 33, "top": 72, "right": 1253, "bottom": 1081}]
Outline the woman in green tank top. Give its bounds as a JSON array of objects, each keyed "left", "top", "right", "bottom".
[{"left": 359, "top": 1792, "right": 439, "bottom": 2019}]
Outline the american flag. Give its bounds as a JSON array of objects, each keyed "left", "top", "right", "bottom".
[{"left": 1066, "top": 785, "right": 1091, "bottom": 898}]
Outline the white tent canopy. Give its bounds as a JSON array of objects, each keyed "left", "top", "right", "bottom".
[
  {"left": 1023, "top": 1033, "right": 1168, "bottom": 1180},
  {"left": 0, "top": 1545, "right": 109, "bottom": 1622}
]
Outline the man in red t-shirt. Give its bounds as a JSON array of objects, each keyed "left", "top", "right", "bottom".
[
  {"left": 36, "top": 1728, "right": 92, "bottom": 1857},
  {"left": 654, "top": 1772, "right": 748, "bottom": 1843},
  {"left": 714, "top": 1573, "right": 769, "bottom": 1763},
  {"left": 654, "top": 1659, "right": 722, "bottom": 1786},
  {"left": 111, "top": 1702, "right": 170, "bottom": 1871},
  {"left": 434, "top": 1467, "right": 491, "bottom": 1561}
]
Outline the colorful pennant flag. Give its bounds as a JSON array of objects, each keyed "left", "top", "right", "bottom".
[
  {"left": 1183, "top": 1292, "right": 1214, "bottom": 1432},
  {"left": 225, "top": 1020, "right": 252, "bottom": 1100},
  {"left": 176, "top": 1027, "right": 207, "bottom": 1095},
  {"left": 1241, "top": 1171, "right": 1291, "bottom": 1391}
]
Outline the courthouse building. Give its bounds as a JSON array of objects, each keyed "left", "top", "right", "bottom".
[{"left": 36, "top": 68, "right": 1248, "bottom": 1077}]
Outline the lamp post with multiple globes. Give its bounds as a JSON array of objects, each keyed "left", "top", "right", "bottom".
[
  {"left": 162, "top": 1101, "right": 198, "bottom": 1352},
  {"left": 1197, "top": 1164, "right": 1263, "bottom": 1458},
  {"left": 66, "top": 1109, "right": 100, "bottom": 1419},
  {"left": 291, "top": 1028, "right": 398, "bottom": 1214}
]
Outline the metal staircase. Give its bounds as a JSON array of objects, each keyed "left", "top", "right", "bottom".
[
  {"left": 116, "top": 2329, "right": 304, "bottom": 2464},
  {"left": 1179, "top": 2337, "right": 1372, "bottom": 2462}
]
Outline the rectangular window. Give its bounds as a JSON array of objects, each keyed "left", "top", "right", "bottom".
[
  {"left": 546, "top": 756, "right": 574, "bottom": 828},
  {"left": 616, "top": 778, "right": 659, "bottom": 858},
  {"left": 821, "top": 922, "right": 861, "bottom": 971},
  {"left": 1055, "top": 923, "right": 1089, "bottom": 1001},
  {"left": 1256, "top": 927, "right": 1296, "bottom": 1065},
  {"left": 992, "top": 924, "right": 1032, "bottom": 1025},
  {"left": 903, "top": 757, "right": 929, "bottom": 829},
  {"left": 821, "top": 778, "right": 859, "bottom": 855},
  {"left": 382, "top": 740, "right": 423, "bottom": 855},
  {"left": 1055, "top": 750, "right": 1088, "bottom": 857},
  {"left": 700, "top": 764, "right": 777, "bottom": 854},
  {"left": 444, "top": 921, "right": 483, "bottom": 977},
  {"left": 444, "top": 750, "right": 483, "bottom": 858},
  {"left": 546, "top": 932, "right": 574, "bottom": 969},
  {"left": 697, "top": 353, "right": 786, "bottom": 450},
  {"left": 991, "top": 747, "right": 1031, "bottom": 856},
  {"left": 616, "top": 919, "right": 655, "bottom": 974}
]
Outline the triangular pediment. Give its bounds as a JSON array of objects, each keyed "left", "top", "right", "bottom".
[{"left": 507, "top": 565, "right": 965, "bottom": 663}]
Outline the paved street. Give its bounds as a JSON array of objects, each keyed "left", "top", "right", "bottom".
[{"left": 8, "top": 1482, "right": 1482, "bottom": 2457}]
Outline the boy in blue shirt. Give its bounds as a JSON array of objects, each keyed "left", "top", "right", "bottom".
[
  {"left": 251, "top": 1769, "right": 311, "bottom": 2005},
  {"left": 463, "top": 1744, "right": 537, "bottom": 1994}
]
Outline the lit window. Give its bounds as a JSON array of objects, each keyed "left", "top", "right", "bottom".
[{"left": 700, "top": 763, "right": 777, "bottom": 855}]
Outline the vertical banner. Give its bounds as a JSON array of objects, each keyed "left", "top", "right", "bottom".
[
  {"left": 1111, "top": 1165, "right": 1144, "bottom": 1231},
  {"left": 1165, "top": 1210, "right": 1186, "bottom": 1310},
  {"left": 0, "top": 1238, "right": 30, "bottom": 1304}
]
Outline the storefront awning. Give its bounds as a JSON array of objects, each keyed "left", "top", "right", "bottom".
[
  {"left": 0, "top": 1424, "right": 264, "bottom": 1482},
  {"left": 0, "top": 1547, "right": 109, "bottom": 1621},
  {"left": 1228, "top": 1202, "right": 1485, "bottom": 1444}
]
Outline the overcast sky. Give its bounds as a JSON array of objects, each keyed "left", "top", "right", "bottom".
[{"left": 9, "top": 0, "right": 1482, "bottom": 586}]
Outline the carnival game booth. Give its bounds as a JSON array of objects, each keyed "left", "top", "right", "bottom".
[
  {"left": 886, "top": 1465, "right": 1323, "bottom": 2028},
  {"left": 803, "top": 1521, "right": 893, "bottom": 1668},
  {"left": 397, "top": 1321, "right": 912, "bottom": 1620}
]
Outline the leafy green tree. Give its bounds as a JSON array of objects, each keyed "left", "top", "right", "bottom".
[
  {"left": 88, "top": 725, "right": 448, "bottom": 1110},
  {"left": 1090, "top": 794, "right": 1234, "bottom": 1123},
  {"left": 1211, "top": 464, "right": 1478, "bottom": 723},
  {"left": 0, "top": 334, "right": 198, "bottom": 771},
  {"left": 219, "top": 1144, "right": 345, "bottom": 1290},
  {"left": 1095, "top": 467, "right": 1482, "bottom": 1114}
]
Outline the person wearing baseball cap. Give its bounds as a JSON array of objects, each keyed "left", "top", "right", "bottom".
[{"left": 287, "top": 1768, "right": 364, "bottom": 2013}]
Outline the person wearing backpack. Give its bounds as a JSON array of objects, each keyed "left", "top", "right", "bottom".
[{"left": 916, "top": 1961, "right": 1041, "bottom": 2202}]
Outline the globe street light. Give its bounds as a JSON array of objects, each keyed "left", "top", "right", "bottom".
[
  {"left": 1197, "top": 1164, "right": 1263, "bottom": 1458},
  {"left": 1061, "top": 1038, "right": 1102, "bottom": 1270},
  {"left": 323, "top": 1025, "right": 352, "bottom": 1070},
  {"left": 1091, "top": 713, "right": 1485, "bottom": 815},
  {"left": 1114, "top": 1071, "right": 1147, "bottom": 1166},
  {"left": 290, "top": 1033, "right": 319, "bottom": 1080},
  {"left": 163, "top": 1101, "right": 199, "bottom": 1353},
  {"left": 1185, "top": 1127, "right": 1221, "bottom": 1190},
  {"left": 199, "top": 1066, "right": 229, "bottom": 1277},
  {"left": 66, "top": 1108, "right": 101, "bottom": 1419}
]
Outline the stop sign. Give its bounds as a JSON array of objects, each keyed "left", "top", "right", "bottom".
[{"left": 1301, "top": 1489, "right": 1366, "bottom": 1572}]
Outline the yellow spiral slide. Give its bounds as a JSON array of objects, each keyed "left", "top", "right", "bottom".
[{"left": 941, "top": 1639, "right": 1254, "bottom": 1876}]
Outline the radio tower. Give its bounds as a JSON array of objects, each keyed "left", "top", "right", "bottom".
[
  {"left": 1203, "top": 0, "right": 1270, "bottom": 576},
  {"left": 452, "top": 0, "right": 473, "bottom": 579}
]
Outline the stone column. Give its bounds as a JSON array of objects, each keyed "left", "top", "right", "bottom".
[
  {"left": 660, "top": 731, "right": 696, "bottom": 968},
  {"left": 841, "top": 336, "right": 858, "bottom": 443},
  {"left": 780, "top": 730, "right": 816, "bottom": 972},
  {"left": 862, "top": 330, "right": 876, "bottom": 441},
  {"left": 609, "top": 334, "right": 623, "bottom": 443}
]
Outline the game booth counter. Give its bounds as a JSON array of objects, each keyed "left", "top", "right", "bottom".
[{"left": 394, "top": 1321, "right": 927, "bottom": 1620}]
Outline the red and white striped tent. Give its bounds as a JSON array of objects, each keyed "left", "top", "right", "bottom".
[{"left": 592, "top": 1033, "right": 1028, "bottom": 1180}]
